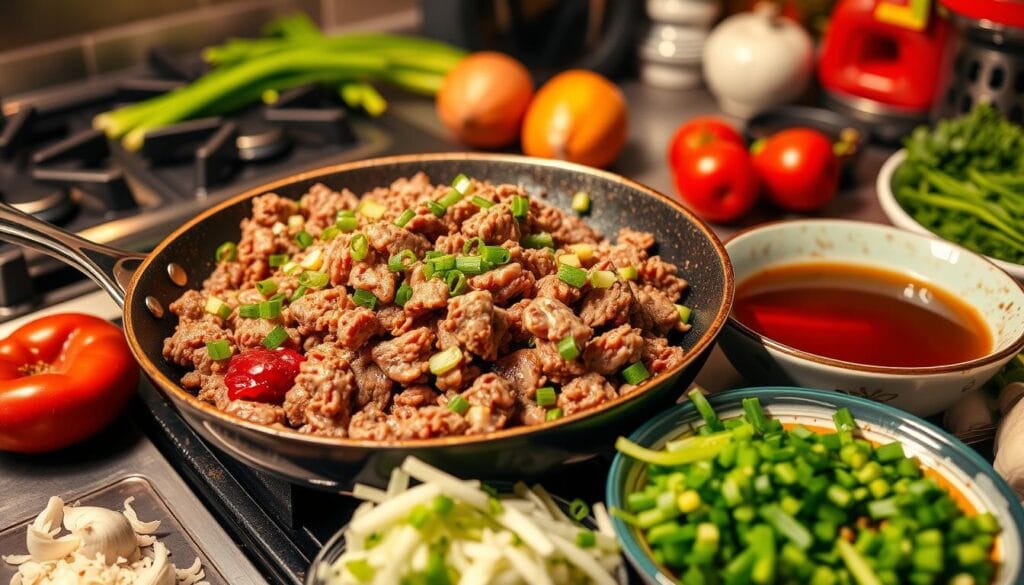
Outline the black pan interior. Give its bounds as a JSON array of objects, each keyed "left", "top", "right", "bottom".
[{"left": 127, "top": 156, "right": 731, "bottom": 391}]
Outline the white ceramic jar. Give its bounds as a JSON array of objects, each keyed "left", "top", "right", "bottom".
[{"left": 702, "top": 3, "right": 814, "bottom": 118}]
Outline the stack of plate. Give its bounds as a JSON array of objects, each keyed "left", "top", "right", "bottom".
[{"left": 639, "top": 0, "right": 720, "bottom": 89}]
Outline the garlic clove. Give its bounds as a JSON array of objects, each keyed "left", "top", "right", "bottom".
[
  {"left": 995, "top": 400, "right": 1024, "bottom": 500},
  {"left": 123, "top": 496, "right": 161, "bottom": 535},
  {"left": 25, "top": 497, "right": 80, "bottom": 562},
  {"left": 943, "top": 390, "right": 995, "bottom": 437},
  {"left": 62, "top": 506, "right": 140, "bottom": 564},
  {"left": 999, "top": 382, "right": 1024, "bottom": 415}
]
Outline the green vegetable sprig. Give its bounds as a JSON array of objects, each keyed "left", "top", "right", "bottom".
[
  {"left": 894, "top": 104, "right": 1024, "bottom": 264},
  {"left": 93, "top": 13, "right": 466, "bottom": 151}
]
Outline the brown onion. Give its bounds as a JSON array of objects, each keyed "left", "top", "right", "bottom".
[{"left": 435, "top": 52, "right": 534, "bottom": 149}]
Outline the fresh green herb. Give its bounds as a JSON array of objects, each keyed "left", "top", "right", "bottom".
[
  {"left": 262, "top": 325, "right": 288, "bottom": 349},
  {"left": 454, "top": 255, "right": 484, "bottom": 275},
  {"left": 350, "top": 233, "right": 368, "bottom": 261},
  {"left": 336, "top": 215, "right": 358, "bottom": 232},
  {"left": 522, "top": 232, "right": 554, "bottom": 249},
  {"left": 215, "top": 241, "right": 237, "bottom": 262},
  {"left": 535, "top": 386, "right": 556, "bottom": 407},
  {"left": 482, "top": 245, "right": 510, "bottom": 265},
  {"left": 557, "top": 263, "right": 587, "bottom": 288},
  {"left": 395, "top": 282, "right": 412, "bottom": 307},
  {"left": 470, "top": 196, "right": 494, "bottom": 208},
  {"left": 571, "top": 191, "right": 591, "bottom": 214},
  {"left": 352, "top": 289, "right": 378, "bottom": 309},
  {"left": 546, "top": 408, "right": 563, "bottom": 421},
  {"left": 387, "top": 249, "right": 417, "bottom": 272},
  {"left": 427, "top": 200, "right": 446, "bottom": 217},
  {"left": 557, "top": 334, "right": 579, "bottom": 361},
  {"left": 462, "top": 237, "right": 485, "bottom": 256},
  {"left": 438, "top": 188, "right": 464, "bottom": 208},
  {"left": 258, "top": 297, "right": 283, "bottom": 319},
  {"left": 511, "top": 195, "right": 528, "bottom": 219},
  {"left": 238, "top": 303, "right": 260, "bottom": 319},
  {"left": 447, "top": 395, "right": 469, "bottom": 415},
  {"left": 206, "top": 339, "right": 232, "bottom": 360},
  {"left": 297, "top": 270, "right": 328, "bottom": 288},
  {"left": 295, "top": 230, "right": 313, "bottom": 250},
  {"left": 268, "top": 254, "right": 289, "bottom": 267},
  {"left": 621, "top": 361, "right": 650, "bottom": 384},
  {"left": 394, "top": 208, "right": 415, "bottom": 228},
  {"left": 446, "top": 269, "right": 467, "bottom": 295}
]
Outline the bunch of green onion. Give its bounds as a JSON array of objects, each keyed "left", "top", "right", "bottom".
[
  {"left": 93, "top": 13, "right": 466, "bottom": 151},
  {"left": 614, "top": 389, "right": 1002, "bottom": 585}
]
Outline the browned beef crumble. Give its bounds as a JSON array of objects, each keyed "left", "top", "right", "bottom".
[{"left": 163, "top": 175, "right": 693, "bottom": 438}]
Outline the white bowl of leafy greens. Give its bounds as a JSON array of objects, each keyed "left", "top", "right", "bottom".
[{"left": 876, "top": 105, "right": 1024, "bottom": 281}]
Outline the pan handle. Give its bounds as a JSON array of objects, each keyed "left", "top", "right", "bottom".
[{"left": 0, "top": 201, "right": 145, "bottom": 307}]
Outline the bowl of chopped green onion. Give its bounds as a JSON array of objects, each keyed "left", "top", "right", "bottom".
[{"left": 607, "top": 387, "right": 1024, "bottom": 585}]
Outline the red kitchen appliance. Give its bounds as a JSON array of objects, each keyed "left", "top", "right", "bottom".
[
  {"left": 818, "top": 0, "right": 954, "bottom": 142},
  {"left": 936, "top": 0, "right": 1024, "bottom": 122}
]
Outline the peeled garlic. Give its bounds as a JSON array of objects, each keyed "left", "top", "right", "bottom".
[
  {"left": 25, "top": 497, "right": 80, "bottom": 562},
  {"left": 995, "top": 400, "right": 1024, "bottom": 500},
  {"left": 135, "top": 541, "right": 176, "bottom": 585},
  {"left": 62, "top": 505, "right": 140, "bottom": 563}
]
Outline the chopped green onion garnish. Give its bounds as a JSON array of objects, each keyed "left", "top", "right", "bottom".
[
  {"left": 238, "top": 303, "right": 260, "bottom": 319},
  {"left": 337, "top": 209, "right": 356, "bottom": 220},
  {"left": 438, "top": 188, "right": 464, "bottom": 208},
  {"left": 262, "top": 325, "right": 288, "bottom": 349},
  {"left": 446, "top": 270, "right": 467, "bottom": 295},
  {"left": 535, "top": 386, "right": 556, "bottom": 407},
  {"left": 206, "top": 339, "right": 232, "bottom": 360},
  {"left": 676, "top": 304, "right": 692, "bottom": 324},
  {"left": 576, "top": 530, "right": 597, "bottom": 548},
  {"left": 422, "top": 263, "right": 435, "bottom": 280},
  {"left": 290, "top": 285, "right": 308, "bottom": 302},
  {"left": 557, "top": 334, "right": 580, "bottom": 360},
  {"left": 430, "top": 346, "right": 463, "bottom": 375},
  {"left": 204, "top": 296, "right": 232, "bottom": 320},
  {"left": 295, "top": 230, "right": 313, "bottom": 250},
  {"left": 470, "top": 196, "right": 494, "bottom": 208},
  {"left": 215, "top": 241, "right": 237, "bottom": 262},
  {"left": 546, "top": 408, "right": 563, "bottom": 421},
  {"left": 388, "top": 249, "right": 417, "bottom": 272},
  {"left": 345, "top": 559, "right": 375, "bottom": 582},
  {"left": 511, "top": 195, "right": 528, "bottom": 219},
  {"left": 462, "top": 237, "right": 485, "bottom": 256},
  {"left": 482, "top": 245, "right": 510, "bottom": 265},
  {"left": 353, "top": 289, "right": 378, "bottom": 309},
  {"left": 523, "top": 232, "right": 554, "bottom": 249},
  {"left": 557, "top": 263, "right": 587, "bottom": 288},
  {"left": 571, "top": 191, "right": 591, "bottom": 214},
  {"left": 569, "top": 498, "right": 590, "bottom": 521},
  {"left": 256, "top": 278, "right": 278, "bottom": 296},
  {"left": 451, "top": 173, "right": 474, "bottom": 195},
  {"left": 448, "top": 394, "right": 470, "bottom": 415},
  {"left": 429, "top": 254, "right": 455, "bottom": 272},
  {"left": 336, "top": 216, "right": 358, "bottom": 232},
  {"left": 258, "top": 297, "right": 282, "bottom": 319},
  {"left": 688, "top": 387, "right": 723, "bottom": 432},
  {"left": 320, "top": 226, "right": 340, "bottom": 241},
  {"left": 356, "top": 197, "right": 386, "bottom": 219},
  {"left": 427, "top": 201, "right": 446, "bottom": 217},
  {"left": 590, "top": 270, "right": 616, "bottom": 288},
  {"left": 350, "top": 234, "right": 368, "bottom": 262},
  {"left": 455, "top": 256, "right": 484, "bottom": 275},
  {"left": 834, "top": 407, "right": 856, "bottom": 433},
  {"left": 394, "top": 208, "right": 415, "bottom": 228},
  {"left": 621, "top": 361, "right": 650, "bottom": 384},
  {"left": 298, "top": 270, "right": 328, "bottom": 288},
  {"left": 618, "top": 266, "right": 638, "bottom": 281},
  {"left": 395, "top": 282, "right": 412, "bottom": 307},
  {"left": 268, "top": 254, "right": 289, "bottom": 267}
]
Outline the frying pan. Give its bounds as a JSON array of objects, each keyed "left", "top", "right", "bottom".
[{"left": 0, "top": 153, "right": 734, "bottom": 489}]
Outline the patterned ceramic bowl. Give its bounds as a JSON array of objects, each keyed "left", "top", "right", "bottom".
[
  {"left": 718, "top": 219, "right": 1024, "bottom": 416},
  {"left": 607, "top": 387, "right": 1024, "bottom": 584}
]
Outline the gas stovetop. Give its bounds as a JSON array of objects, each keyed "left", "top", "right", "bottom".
[{"left": 0, "top": 50, "right": 456, "bottom": 322}]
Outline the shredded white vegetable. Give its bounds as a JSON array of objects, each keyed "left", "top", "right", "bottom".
[
  {"left": 320, "top": 457, "right": 621, "bottom": 585},
  {"left": 351, "top": 484, "right": 387, "bottom": 504}
]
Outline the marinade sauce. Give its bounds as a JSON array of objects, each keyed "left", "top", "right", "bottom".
[{"left": 733, "top": 262, "right": 991, "bottom": 368}]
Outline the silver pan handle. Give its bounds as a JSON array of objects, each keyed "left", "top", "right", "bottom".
[{"left": 0, "top": 201, "right": 146, "bottom": 308}]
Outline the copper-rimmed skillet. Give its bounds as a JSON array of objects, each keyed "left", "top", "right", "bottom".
[{"left": 0, "top": 153, "right": 734, "bottom": 489}]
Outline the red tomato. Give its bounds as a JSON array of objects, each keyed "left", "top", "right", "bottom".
[
  {"left": 672, "top": 141, "right": 759, "bottom": 223},
  {"left": 752, "top": 128, "right": 840, "bottom": 212},
  {"left": 0, "top": 313, "right": 138, "bottom": 453},
  {"left": 225, "top": 347, "right": 304, "bottom": 403},
  {"left": 668, "top": 116, "right": 744, "bottom": 169}
]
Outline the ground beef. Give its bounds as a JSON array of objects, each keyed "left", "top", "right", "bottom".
[
  {"left": 462, "top": 204, "right": 521, "bottom": 245},
  {"left": 299, "top": 183, "right": 358, "bottom": 235},
  {"left": 285, "top": 344, "right": 357, "bottom": 436},
  {"left": 579, "top": 280, "right": 634, "bottom": 328},
  {"left": 522, "top": 297, "right": 592, "bottom": 345},
  {"left": 583, "top": 325, "right": 644, "bottom": 375},
  {"left": 349, "top": 262, "right": 398, "bottom": 304},
  {"left": 461, "top": 373, "right": 515, "bottom": 434},
  {"left": 557, "top": 373, "right": 617, "bottom": 416},
  {"left": 639, "top": 256, "right": 688, "bottom": 302},
  {"left": 404, "top": 278, "right": 449, "bottom": 318},
  {"left": 438, "top": 291, "right": 503, "bottom": 360},
  {"left": 468, "top": 262, "right": 535, "bottom": 304},
  {"left": 534, "top": 274, "right": 582, "bottom": 306},
  {"left": 371, "top": 327, "right": 434, "bottom": 384},
  {"left": 642, "top": 336, "right": 687, "bottom": 374},
  {"left": 165, "top": 176, "right": 694, "bottom": 439},
  {"left": 493, "top": 349, "right": 544, "bottom": 399}
]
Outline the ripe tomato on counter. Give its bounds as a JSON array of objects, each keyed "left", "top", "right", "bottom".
[
  {"left": 0, "top": 313, "right": 139, "bottom": 453},
  {"left": 671, "top": 141, "right": 759, "bottom": 223},
  {"left": 752, "top": 128, "right": 839, "bottom": 212},
  {"left": 667, "top": 116, "right": 745, "bottom": 168}
]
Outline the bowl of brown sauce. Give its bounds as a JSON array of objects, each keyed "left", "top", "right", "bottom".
[{"left": 719, "top": 219, "right": 1024, "bottom": 416}]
